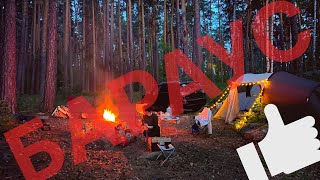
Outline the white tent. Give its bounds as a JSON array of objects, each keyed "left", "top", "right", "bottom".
[{"left": 214, "top": 73, "right": 273, "bottom": 123}]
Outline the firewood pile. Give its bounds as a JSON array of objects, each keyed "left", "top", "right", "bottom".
[{"left": 52, "top": 105, "right": 71, "bottom": 119}]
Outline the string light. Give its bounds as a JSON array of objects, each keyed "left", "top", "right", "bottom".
[
  {"left": 239, "top": 79, "right": 269, "bottom": 87},
  {"left": 205, "top": 79, "right": 268, "bottom": 113}
]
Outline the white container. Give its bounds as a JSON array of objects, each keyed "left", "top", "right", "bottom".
[{"left": 166, "top": 106, "right": 172, "bottom": 118}]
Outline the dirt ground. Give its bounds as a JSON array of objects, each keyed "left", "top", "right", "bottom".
[{"left": 1, "top": 115, "right": 319, "bottom": 180}]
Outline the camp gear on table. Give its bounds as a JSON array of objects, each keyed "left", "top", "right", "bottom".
[{"left": 148, "top": 137, "right": 171, "bottom": 152}]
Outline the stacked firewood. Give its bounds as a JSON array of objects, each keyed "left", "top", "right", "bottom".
[{"left": 52, "top": 106, "right": 71, "bottom": 118}]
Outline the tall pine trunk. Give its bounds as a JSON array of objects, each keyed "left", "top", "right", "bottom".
[
  {"left": 63, "top": 0, "right": 70, "bottom": 95},
  {"left": 43, "top": 0, "right": 58, "bottom": 112},
  {"left": 92, "top": 0, "right": 97, "bottom": 92},
  {"left": 163, "top": 0, "right": 167, "bottom": 50},
  {"left": 194, "top": 0, "right": 203, "bottom": 69},
  {"left": 127, "top": 0, "right": 134, "bottom": 100},
  {"left": 3, "top": 0, "right": 17, "bottom": 113},
  {"left": 118, "top": 0, "right": 123, "bottom": 75},
  {"left": 110, "top": 0, "right": 114, "bottom": 72},
  {"left": 170, "top": 1, "right": 174, "bottom": 50},
  {"left": 0, "top": 0, "right": 4, "bottom": 99},
  {"left": 181, "top": 0, "right": 188, "bottom": 55},
  {"left": 18, "top": 0, "right": 28, "bottom": 95},
  {"left": 40, "top": 0, "right": 49, "bottom": 108},
  {"left": 103, "top": 0, "right": 110, "bottom": 72},
  {"left": 176, "top": 0, "right": 180, "bottom": 49},
  {"left": 313, "top": 0, "right": 317, "bottom": 70},
  {"left": 152, "top": 0, "right": 159, "bottom": 81},
  {"left": 82, "top": 0, "right": 87, "bottom": 92}
]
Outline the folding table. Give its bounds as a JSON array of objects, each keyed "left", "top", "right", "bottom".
[{"left": 156, "top": 144, "right": 175, "bottom": 166}]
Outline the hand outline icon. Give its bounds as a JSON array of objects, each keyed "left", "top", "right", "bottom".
[{"left": 237, "top": 104, "right": 320, "bottom": 180}]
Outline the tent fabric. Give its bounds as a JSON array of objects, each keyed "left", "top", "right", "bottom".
[
  {"left": 214, "top": 71, "right": 320, "bottom": 126},
  {"left": 235, "top": 73, "right": 273, "bottom": 84},
  {"left": 239, "top": 85, "right": 261, "bottom": 110},
  {"left": 215, "top": 73, "right": 272, "bottom": 123},
  {"left": 263, "top": 71, "right": 320, "bottom": 105},
  {"left": 214, "top": 87, "right": 240, "bottom": 123}
]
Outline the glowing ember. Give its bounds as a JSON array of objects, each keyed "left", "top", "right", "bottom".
[{"left": 103, "top": 109, "right": 116, "bottom": 122}]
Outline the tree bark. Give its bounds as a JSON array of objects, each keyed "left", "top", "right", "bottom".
[
  {"left": 92, "top": 0, "right": 97, "bottom": 92},
  {"left": 103, "top": 0, "right": 110, "bottom": 72},
  {"left": 82, "top": 0, "right": 87, "bottom": 92},
  {"left": 152, "top": 0, "right": 159, "bottom": 81},
  {"left": 127, "top": 0, "right": 134, "bottom": 100},
  {"left": 3, "top": 0, "right": 17, "bottom": 113},
  {"left": 31, "top": 1, "right": 37, "bottom": 94},
  {"left": 118, "top": 0, "right": 123, "bottom": 75},
  {"left": 181, "top": 0, "right": 188, "bottom": 55},
  {"left": 163, "top": 0, "right": 167, "bottom": 50},
  {"left": 18, "top": 0, "right": 29, "bottom": 95},
  {"left": 176, "top": 0, "right": 180, "bottom": 49},
  {"left": 40, "top": 0, "right": 49, "bottom": 109},
  {"left": 218, "top": 0, "right": 224, "bottom": 81},
  {"left": 194, "top": 0, "right": 203, "bottom": 69},
  {"left": 171, "top": 1, "right": 174, "bottom": 50},
  {"left": 63, "top": 0, "right": 70, "bottom": 95},
  {"left": 110, "top": 0, "right": 114, "bottom": 71},
  {"left": 0, "top": 0, "right": 4, "bottom": 99},
  {"left": 43, "top": 0, "right": 58, "bottom": 112},
  {"left": 313, "top": 0, "right": 317, "bottom": 71}
]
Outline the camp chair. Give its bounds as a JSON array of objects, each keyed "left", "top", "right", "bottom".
[
  {"left": 156, "top": 144, "right": 175, "bottom": 166},
  {"left": 193, "top": 107, "right": 212, "bottom": 137}
]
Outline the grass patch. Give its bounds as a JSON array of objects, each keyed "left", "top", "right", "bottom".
[{"left": 17, "top": 95, "right": 41, "bottom": 112}]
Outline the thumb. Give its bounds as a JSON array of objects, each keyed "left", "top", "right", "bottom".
[{"left": 264, "top": 104, "right": 285, "bottom": 131}]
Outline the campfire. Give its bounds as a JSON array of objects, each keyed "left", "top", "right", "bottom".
[{"left": 103, "top": 109, "right": 116, "bottom": 123}]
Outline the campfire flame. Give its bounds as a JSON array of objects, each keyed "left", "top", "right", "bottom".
[{"left": 103, "top": 109, "right": 116, "bottom": 122}]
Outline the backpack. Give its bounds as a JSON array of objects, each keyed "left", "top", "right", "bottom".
[{"left": 192, "top": 122, "right": 200, "bottom": 134}]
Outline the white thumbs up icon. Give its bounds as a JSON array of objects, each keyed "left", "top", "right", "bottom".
[{"left": 237, "top": 104, "right": 320, "bottom": 180}]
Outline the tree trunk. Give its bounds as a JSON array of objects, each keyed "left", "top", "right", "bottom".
[
  {"left": 3, "top": 0, "right": 16, "bottom": 113},
  {"left": 92, "top": 0, "right": 97, "bottom": 92},
  {"left": 194, "top": 0, "right": 203, "bottom": 69},
  {"left": 127, "top": 0, "right": 134, "bottom": 100},
  {"left": 118, "top": 0, "right": 123, "bottom": 75},
  {"left": 63, "top": 0, "right": 70, "bottom": 95},
  {"left": 218, "top": 0, "right": 224, "bottom": 81},
  {"left": 82, "top": 0, "right": 87, "bottom": 92},
  {"left": 176, "top": 0, "right": 180, "bottom": 49},
  {"left": 103, "top": 0, "right": 110, "bottom": 72},
  {"left": 31, "top": 1, "right": 37, "bottom": 94},
  {"left": 163, "top": 0, "right": 167, "bottom": 50},
  {"left": 270, "top": 0, "right": 274, "bottom": 73},
  {"left": 171, "top": 1, "right": 174, "bottom": 50},
  {"left": 246, "top": 0, "right": 252, "bottom": 73},
  {"left": 141, "top": 0, "right": 146, "bottom": 71},
  {"left": 43, "top": 0, "right": 58, "bottom": 112},
  {"left": 0, "top": 0, "right": 3, "bottom": 99},
  {"left": 313, "top": 0, "right": 317, "bottom": 71},
  {"left": 181, "top": 0, "right": 188, "bottom": 55},
  {"left": 17, "top": 0, "right": 28, "bottom": 95},
  {"left": 152, "top": 0, "right": 159, "bottom": 81},
  {"left": 40, "top": 0, "right": 49, "bottom": 109},
  {"left": 110, "top": 0, "right": 114, "bottom": 71},
  {"left": 265, "top": 0, "right": 270, "bottom": 72}
]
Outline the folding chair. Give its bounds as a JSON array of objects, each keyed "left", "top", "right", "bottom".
[
  {"left": 193, "top": 107, "right": 212, "bottom": 137},
  {"left": 156, "top": 144, "right": 175, "bottom": 166}
]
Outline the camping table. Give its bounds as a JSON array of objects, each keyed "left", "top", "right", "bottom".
[
  {"left": 156, "top": 144, "right": 175, "bottom": 166},
  {"left": 159, "top": 117, "right": 180, "bottom": 137}
]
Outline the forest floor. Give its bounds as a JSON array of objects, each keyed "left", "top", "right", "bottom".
[{"left": 1, "top": 113, "right": 320, "bottom": 180}]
